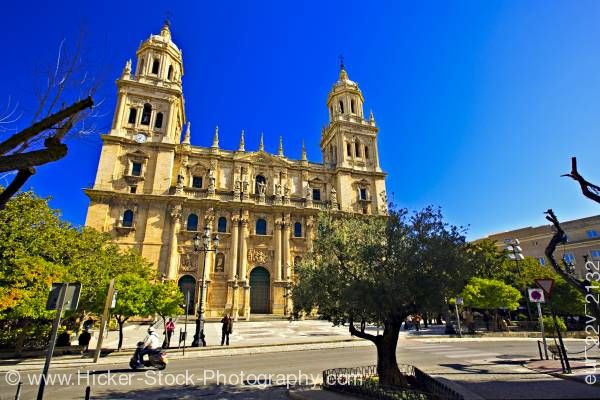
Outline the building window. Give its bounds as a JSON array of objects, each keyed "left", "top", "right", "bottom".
[
  {"left": 255, "top": 175, "right": 266, "bottom": 194},
  {"left": 155, "top": 112, "right": 163, "bottom": 129},
  {"left": 362, "top": 207, "right": 368, "bottom": 214},
  {"left": 312, "top": 188, "right": 321, "bottom": 201},
  {"left": 351, "top": 99, "right": 355, "bottom": 114},
  {"left": 215, "top": 253, "right": 225, "bottom": 272},
  {"left": 256, "top": 219, "right": 267, "bottom": 235},
  {"left": 187, "top": 214, "right": 199, "bottom": 231},
  {"left": 130, "top": 186, "right": 137, "bottom": 194},
  {"left": 192, "top": 176, "right": 202, "bottom": 189},
  {"left": 141, "top": 103, "right": 152, "bottom": 125},
  {"left": 167, "top": 65, "right": 173, "bottom": 80},
  {"left": 122, "top": 210, "right": 134, "bottom": 228},
  {"left": 537, "top": 257, "right": 546, "bottom": 266},
  {"left": 360, "top": 188, "right": 367, "bottom": 201},
  {"left": 346, "top": 143, "right": 352, "bottom": 157},
  {"left": 294, "top": 222, "right": 302, "bottom": 238},
  {"left": 563, "top": 252, "right": 575, "bottom": 264},
  {"left": 128, "top": 108, "right": 137, "bottom": 124},
  {"left": 355, "top": 142, "right": 361, "bottom": 157},
  {"left": 139, "top": 58, "right": 145, "bottom": 75},
  {"left": 217, "top": 217, "right": 227, "bottom": 233},
  {"left": 339, "top": 100, "right": 344, "bottom": 114},
  {"left": 131, "top": 162, "right": 142, "bottom": 177},
  {"left": 364, "top": 146, "right": 369, "bottom": 159},
  {"left": 587, "top": 230, "right": 599, "bottom": 239},
  {"left": 151, "top": 58, "right": 160, "bottom": 74}
]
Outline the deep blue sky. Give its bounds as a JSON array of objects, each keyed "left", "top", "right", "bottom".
[{"left": 3, "top": 1, "right": 600, "bottom": 239}]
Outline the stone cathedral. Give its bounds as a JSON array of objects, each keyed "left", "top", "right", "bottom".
[{"left": 84, "top": 23, "right": 387, "bottom": 319}]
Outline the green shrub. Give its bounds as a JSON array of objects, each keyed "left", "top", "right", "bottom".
[{"left": 542, "top": 315, "right": 566, "bottom": 334}]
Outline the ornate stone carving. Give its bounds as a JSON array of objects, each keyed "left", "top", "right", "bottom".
[
  {"left": 179, "top": 253, "right": 198, "bottom": 273},
  {"left": 330, "top": 187, "right": 338, "bottom": 210},
  {"left": 233, "top": 180, "right": 241, "bottom": 201},
  {"left": 169, "top": 204, "right": 182, "bottom": 220},
  {"left": 248, "top": 248, "right": 270, "bottom": 264}
]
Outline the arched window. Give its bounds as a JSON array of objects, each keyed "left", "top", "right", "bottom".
[
  {"left": 256, "top": 218, "right": 267, "bottom": 235},
  {"left": 294, "top": 222, "right": 302, "bottom": 238},
  {"left": 187, "top": 214, "right": 198, "bottom": 231},
  {"left": 167, "top": 65, "right": 173, "bottom": 80},
  {"left": 141, "top": 103, "right": 152, "bottom": 125},
  {"left": 255, "top": 175, "right": 266, "bottom": 194},
  {"left": 151, "top": 58, "right": 160, "bottom": 74},
  {"left": 217, "top": 217, "right": 227, "bottom": 233},
  {"left": 351, "top": 99, "right": 355, "bottom": 114},
  {"left": 128, "top": 108, "right": 137, "bottom": 124},
  {"left": 155, "top": 112, "right": 163, "bottom": 129},
  {"left": 339, "top": 100, "right": 344, "bottom": 114},
  {"left": 122, "top": 209, "right": 134, "bottom": 228},
  {"left": 364, "top": 146, "right": 369, "bottom": 159},
  {"left": 346, "top": 143, "right": 352, "bottom": 157},
  {"left": 355, "top": 142, "right": 361, "bottom": 157}
]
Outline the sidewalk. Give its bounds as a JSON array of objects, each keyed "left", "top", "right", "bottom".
[{"left": 525, "top": 359, "right": 599, "bottom": 385}]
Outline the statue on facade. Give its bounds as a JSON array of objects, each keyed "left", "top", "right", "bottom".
[
  {"left": 208, "top": 169, "right": 216, "bottom": 195},
  {"left": 275, "top": 183, "right": 282, "bottom": 196},
  {"left": 305, "top": 184, "right": 312, "bottom": 200},
  {"left": 330, "top": 187, "right": 338, "bottom": 210},
  {"left": 176, "top": 174, "right": 184, "bottom": 194}
]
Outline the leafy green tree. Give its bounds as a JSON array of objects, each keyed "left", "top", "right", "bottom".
[
  {"left": 149, "top": 280, "right": 183, "bottom": 332},
  {"left": 461, "top": 277, "right": 522, "bottom": 310},
  {"left": 293, "top": 206, "right": 475, "bottom": 387},
  {"left": 105, "top": 273, "right": 152, "bottom": 350}
]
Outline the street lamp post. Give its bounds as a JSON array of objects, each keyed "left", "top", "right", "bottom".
[
  {"left": 506, "top": 239, "right": 533, "bottom": 321},
  {"left": 191, "top": 224, "right": 219, "bottom": 347}
]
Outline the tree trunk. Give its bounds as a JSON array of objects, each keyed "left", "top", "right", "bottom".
[
  {"left": 117, "top": 318, "right": 124, "bottom": 351},
  {"left": 376, "top": 321, "right": 408, "bottom": 387}
]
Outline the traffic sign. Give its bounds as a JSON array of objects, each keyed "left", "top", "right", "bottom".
[
  {"left": 46, "top": 282, "right": 81, "bottom": 311},
  {"left": 535, "top": 279, "right": 555, "bottom": 295},
  {"left": 528, "top": 288, "right": 545, "bottom": 303}
]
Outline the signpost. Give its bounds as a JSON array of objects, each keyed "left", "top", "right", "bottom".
[
  {"left": 535, "top": 278, "right": 571, "bottom": 373},
  {"left": 94, "top": 279, "right": 116, "bottom": 363},
  {"left": 455, "top": 297, "right": 463, "bottom": 338},
  {"left": 38, "top": 282, "right": 81, "bottom": 400},
  {"left": 528, "top": 288, "right": 548, "bottom": 360}
]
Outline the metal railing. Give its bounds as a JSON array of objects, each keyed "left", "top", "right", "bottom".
[{"left": 322, "top": 364, "right": 463, "bottom": 400}]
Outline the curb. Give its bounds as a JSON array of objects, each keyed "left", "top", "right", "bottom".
[
  {"left": 0, "top": 339, "right": 373, "bottom": 372},
  {"left": 520, "top": 362, "right": 600, "bottom": 387}
]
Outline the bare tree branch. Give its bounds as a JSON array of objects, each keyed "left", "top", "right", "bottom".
[
  {"left": 0, "top": 168, "right": 35, "bottom": 210},
  {"left": 0, "top": 96, "right": 92, "bottom": 156},
  {"left": 348, "top": 316, "right": 379, "bottom": 343},
  {"left": 544, "top": 209, "right": 600, "bottom": 322},
  {"left": 561, "top": 157, "right": 600, "bottom": 204}
]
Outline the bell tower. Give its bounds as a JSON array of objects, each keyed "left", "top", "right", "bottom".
[
  {"left": 110, "top": 21, "right": 186, "bottom": 144},
  {"left": 321, "top": 62, "right": 386, "bottom": 215}
]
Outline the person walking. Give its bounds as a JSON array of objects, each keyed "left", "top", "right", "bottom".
[
  {"left": 221, "top": 314, "right": 233, "bottom": 346},
  {"left": 165, "top": 318, "right": 176, "bottom": 348},
  {"left": 414, "top": 314, "right": 422, "bottom": 331}
]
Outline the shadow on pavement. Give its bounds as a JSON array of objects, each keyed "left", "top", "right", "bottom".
[{"left": 88, "top": 383, "right": 290, "bottom": 399}]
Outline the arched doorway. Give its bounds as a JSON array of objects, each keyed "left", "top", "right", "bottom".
[
  {"left": 249, "top": 267, "right": 270, "bottom": 313},
  {"left": 178, "top": 275, "right": 196, "bottom": 315}
]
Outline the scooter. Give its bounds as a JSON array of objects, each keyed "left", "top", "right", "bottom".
[{"left": 129, "top": 341, "right": 168, "bottom": 370}]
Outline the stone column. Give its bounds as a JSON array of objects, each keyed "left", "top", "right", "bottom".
[
  {"left": 306, "top": 216, "right": 315, "bottom": 252},
  {"left": 283, "top": 214, "right": 291, "bottom": 280},
  {"left": 229, "top": 215, "right": 240, "bottom": 280},
  {"left": 273, "top": 220, "right": 282, "bottom": 281},
  {"left": 232, "top": 279, "right": 239, "bottom": 321},
  {"left": 239, "top": 212, "right": 249, "bottom": 281},
  {"left": 167, "top": 204, "right": 182, "bottom": 280},
  {"left": 243, "top": 282, "right": 251, "bottom": 320}
]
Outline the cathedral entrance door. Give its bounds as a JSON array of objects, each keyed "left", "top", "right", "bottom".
[
  {"left": 249, "top": 267, "right": 270, "bottom": 313},
  {"left": 178, "top": 275, "right": 196, "bottom": 315}
]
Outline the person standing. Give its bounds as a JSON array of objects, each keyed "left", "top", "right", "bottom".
[
  {"left": 221, "top": 314, "right": 233, "bottom": 346},
  {"left": 165, "top": 318, "right": 176, "bottom": 348},
  {"left": 414, "top": 314, "right": 422, "bottom": 331}
]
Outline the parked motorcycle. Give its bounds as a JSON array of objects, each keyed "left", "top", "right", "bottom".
[{"left": 129, "top": 341, "right": 167, "bottom": 370}]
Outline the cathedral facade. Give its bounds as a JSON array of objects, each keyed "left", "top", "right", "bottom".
[{"left": 84, "top": 23, "right": 387, "bottom": 319}]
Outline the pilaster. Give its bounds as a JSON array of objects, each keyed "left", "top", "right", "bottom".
[{"left": 167, "top": 204, "right": 182, "bottom": 280}]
